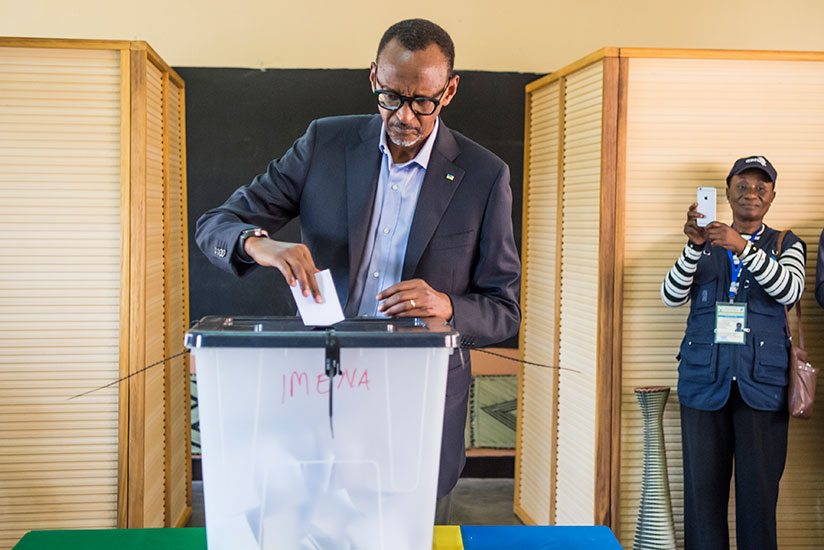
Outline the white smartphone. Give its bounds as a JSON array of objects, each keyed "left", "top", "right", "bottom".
[{"left": 696, "top": 187, "right": 716, "bottom": 227}]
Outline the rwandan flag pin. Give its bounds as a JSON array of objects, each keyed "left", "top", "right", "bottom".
[{"left": 446, "top": 173, "right": 454, "bottom": 181}]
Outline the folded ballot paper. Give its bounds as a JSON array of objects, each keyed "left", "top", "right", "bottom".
[{"left": 290, "top": 269, "right": 345, "bottom": 326}]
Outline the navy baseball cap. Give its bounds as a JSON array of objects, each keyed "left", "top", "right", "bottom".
[{"left": 726, "top": 155, "right": 777, "bottom": 185}]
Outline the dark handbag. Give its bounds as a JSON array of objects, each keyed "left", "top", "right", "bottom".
[{"left": 777, "top": 230, "right": 819, "bottom": 419}]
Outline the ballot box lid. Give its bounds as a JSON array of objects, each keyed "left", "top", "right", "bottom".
[{"left": 185, "top": 316, "right": 459, "bottom": 349}]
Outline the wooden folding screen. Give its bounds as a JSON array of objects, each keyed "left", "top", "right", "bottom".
[
  {"left": 516, "top": 48, "right": 824, "bottom": 549},
  {"left": 516, "top": 77, "right": 562, "bottom": 525},
  {"left": 0, "top": 38, "right": 190, "bottom": 549}
]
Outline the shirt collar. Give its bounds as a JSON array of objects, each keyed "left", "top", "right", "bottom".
[{"left": 378, "top": 117, "right": 440, "bottom": 169}]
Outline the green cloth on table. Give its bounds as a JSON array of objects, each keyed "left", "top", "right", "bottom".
[{"left": 14, "top": 528, "right": 206, "bottom": 550}]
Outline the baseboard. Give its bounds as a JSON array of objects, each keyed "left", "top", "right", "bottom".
[{"left": 461, "top": 455, "right": 515, "bottom": 478}]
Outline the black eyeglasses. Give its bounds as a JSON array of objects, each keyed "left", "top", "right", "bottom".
[{"left": 373, "top": 75, "right": 453, "bottom": 116}]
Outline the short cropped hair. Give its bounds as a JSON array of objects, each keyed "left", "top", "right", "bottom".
[{"left": 377, "top": 19, "right": 455, "bottom": 75}]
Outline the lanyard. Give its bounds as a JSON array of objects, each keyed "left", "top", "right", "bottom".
[{"left": 726, "top": 228, "right": 760, "bottom": 300}]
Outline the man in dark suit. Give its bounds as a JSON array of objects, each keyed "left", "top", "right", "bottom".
[{"left": 195, "top": 18, "right": 521, "bottom": 522}]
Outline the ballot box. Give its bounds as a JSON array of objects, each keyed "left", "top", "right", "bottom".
[{"left": 185, "top": 317, "right": 458, "bottom": 550}]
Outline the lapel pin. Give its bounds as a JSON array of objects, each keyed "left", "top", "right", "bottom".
[{"left": 446, "top": 173, "right": 454, "bottom": 181}]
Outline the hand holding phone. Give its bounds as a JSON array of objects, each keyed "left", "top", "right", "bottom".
[{"left": 696, "top": 187, "right": 716, "bottom": 227}]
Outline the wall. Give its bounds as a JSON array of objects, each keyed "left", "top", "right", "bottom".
[{"left": 2, "top": 1, "right": 824, "bottom": 72}]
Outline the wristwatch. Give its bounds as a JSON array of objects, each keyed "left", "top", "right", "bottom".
[{"left": 238, "top": 227, "right": 269, "bottom": 261}]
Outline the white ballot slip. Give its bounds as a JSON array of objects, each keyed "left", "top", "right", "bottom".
[{"left": 290, "top": 269, "right": 344, "bottom": 326}]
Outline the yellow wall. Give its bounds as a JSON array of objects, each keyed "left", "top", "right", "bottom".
[{"left": 1, "top": 0, "right": 823, "bottom": 72}]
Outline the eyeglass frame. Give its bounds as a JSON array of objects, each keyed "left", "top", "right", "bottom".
[{"left": 372, "top": 73, "right": 454, "bottom": 116}]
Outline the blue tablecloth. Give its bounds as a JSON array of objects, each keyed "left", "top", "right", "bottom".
[{"left": 461, "top": 526, "right": 623, "bottom": 549}]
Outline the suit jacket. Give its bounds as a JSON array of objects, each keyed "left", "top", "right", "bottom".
[{"left": 195, "top": 114, "right": 521, "bottom": 496}]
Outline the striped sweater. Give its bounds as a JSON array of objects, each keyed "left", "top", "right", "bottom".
[{"left": 662, "top": 227, "right": 806, "bottom": 308}]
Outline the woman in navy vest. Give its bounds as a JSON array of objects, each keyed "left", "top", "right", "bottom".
[{"left": 661, "top": 156, "right": 806, "bottom": 550}]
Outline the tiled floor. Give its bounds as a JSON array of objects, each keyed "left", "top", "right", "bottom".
[
  {"left": 451, "top": 478, "right": 521, "bottom": 525},
  {"left": 188, "top": 477, "right": 521, "bottom": 527}
]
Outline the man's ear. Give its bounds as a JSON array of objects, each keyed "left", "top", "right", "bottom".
[
  {"left": 725, "top": 185, "right": 731, "bottom": 202},
  {"left": 440, "top": 74, "right": 460, "bottom": 108},
  {"left": 369, "top": 62, "right": 377, "bottom": 92}
]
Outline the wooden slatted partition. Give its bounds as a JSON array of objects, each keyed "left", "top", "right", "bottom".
[
  {"left": 515, "top": 79, "right": 562, "bottom": 525},
  {"left": 0, "top": 39, "right": 190, "bottom": 547},
  {"left": 165, "top": 73, "right": 192, "bottom": 530},
  {"left": 0, "top": 45, "right": 122, "bottom": 548},
  {"left": 142, "top": 55, "right": 167, "bottom": 528},
  {"left": 125, "top": 43, "right": 192, "bottom": 530},
  {"left": 554, "top": 60, "right": 604, "bottom": 525},
  {"left": 618, "top": 55, "right": 824, "bottom": 550}
]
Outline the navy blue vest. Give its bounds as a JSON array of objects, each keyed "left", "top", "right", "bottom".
[{"left": 677, "top": 227, "right": 801, "bottom": 412}]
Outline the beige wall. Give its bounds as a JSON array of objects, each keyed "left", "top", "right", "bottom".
[{"left": 1, "top": 0, "right": 823, "bottom": 72}]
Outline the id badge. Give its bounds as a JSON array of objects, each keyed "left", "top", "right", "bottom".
[{"left": 715, "top": 303, "right": 747, "bottom": 344}]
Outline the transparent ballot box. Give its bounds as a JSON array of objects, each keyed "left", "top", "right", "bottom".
[{"left": 185, "top": 317, "right": 458, "bottom": 550}]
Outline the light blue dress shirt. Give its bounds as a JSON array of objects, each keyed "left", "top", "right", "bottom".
[{"left": 354, "top": 119, "right": 440, "bottom": 317}]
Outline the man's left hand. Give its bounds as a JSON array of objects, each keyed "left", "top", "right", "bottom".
[
  {"left": 706, "top": 222, "right": 748, "bottom": 255},
  {"left": 377, "top": 279, "right": 453, "bottom": 320}
]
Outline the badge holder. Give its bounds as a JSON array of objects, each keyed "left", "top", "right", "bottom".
[{"left": 715, "top": 302, "right": 748, "bottom": 344}]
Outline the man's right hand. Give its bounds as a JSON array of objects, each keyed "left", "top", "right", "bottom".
[
  {"left": 684, "top": 202, "right": 707, "bottom": 246},
  {"left": 244, "top": 237, "right": 323, "bottom": 302}
]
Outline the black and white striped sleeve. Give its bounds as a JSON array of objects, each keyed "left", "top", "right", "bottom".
[
  {"left": 661, "top": 243, "right": 703, "bottom": 307},
  {"left": 740, "top": 240, "right": 806, "bottom": 305}
]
